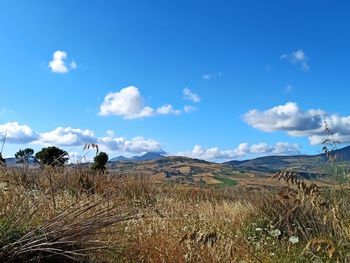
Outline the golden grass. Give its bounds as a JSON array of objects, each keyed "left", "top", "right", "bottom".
[{"left": 1, "top": 165, "right": 350, "bottom": 262}]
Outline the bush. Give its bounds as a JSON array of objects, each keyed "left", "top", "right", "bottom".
[{"left": 91, "top": 152, "right": 108, "bottom": 173}]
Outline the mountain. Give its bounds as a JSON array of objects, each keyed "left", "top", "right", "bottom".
[
  {"left": 109, "top": 151, "right": 166, "bottom": 162},
  {"left": 4, "top": 157, "right": 17, "bottom": 166},
  {"left": 4, "top": 157, "right": 37, "bottom": 166},
  {"left": 133, "top": 151, "right": 166, "bottom": 161},
  {"left": 225, "top": 145, "right": 350, "bottom": 174},
  {"left": 332, "top": 145, "right": 350, "bottom": 161},
  {"left": 109, "top": 156, "right": 129, "bottom": 162}
]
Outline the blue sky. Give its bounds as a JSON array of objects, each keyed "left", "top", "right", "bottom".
[{"left": 1, "top": 0, "right": 350, "bottom": 162}]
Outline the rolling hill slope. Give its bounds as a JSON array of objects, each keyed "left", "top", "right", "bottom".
[{"left": 225, "top": 145, "right": 350, "bottom": 174}]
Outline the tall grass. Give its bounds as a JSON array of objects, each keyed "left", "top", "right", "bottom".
[{"left": 1, "top": 162, "right": 350, "bottom": 262}]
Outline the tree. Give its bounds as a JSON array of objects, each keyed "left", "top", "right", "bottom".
[
  {"left": 92, "top": 152, "right": 108, "bottom": 173},
  {"left": 15, "top": 148, "right": 34, "bottom": 163},
  {"left": 0, "top": 153, "right": 5, "bottom": 166},
  {"left": 35, "top": 146, "right": 68, "bottom": 166}
]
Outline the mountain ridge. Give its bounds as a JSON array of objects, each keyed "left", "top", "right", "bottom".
[
  {"left": 225, "top": 145, "right": 350, "bottom": 173},
  {"left": 109, "top": 151, "right": 166, "bottom": 162}
]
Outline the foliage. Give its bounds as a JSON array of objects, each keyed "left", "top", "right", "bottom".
[
  {"left": 35, "top": 146, "right": 68, "bottom": 166},
  {"left": 92, "top": 152, "right": 108, "bottom": 173},
  {"left": 0, "top": 153, "right": 5, "bottom": 165},
  {"left": 15, "top": 148, "right": 34, "bottom": 163}
]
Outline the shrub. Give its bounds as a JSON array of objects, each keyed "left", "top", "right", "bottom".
[{"left": 91, "top": 152, "right": 108, "bottom": 174}]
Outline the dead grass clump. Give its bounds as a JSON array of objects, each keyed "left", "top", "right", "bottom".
[{"left": 0, "top": 167, "right": 134, "bottom": 262}]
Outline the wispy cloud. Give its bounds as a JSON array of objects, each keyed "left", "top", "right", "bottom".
[
  {"left": 156, "top": 105, "right": 181, "bottom": 115},
  {"left": 202, "top": 72, "right": 222, "bottom": 80},
  {"left": 184, "top": 105, "right": 197, "bottom": 113},
  {"left": 183, "top": 88, "right": 201, "bottom": 103},
  {"left": 280, "top": 49, "right": 310, "bottom": 71},
  {"left": 48, "top": 50, "right": 77, "bottom": 73},
  {"left": 0, "top": 108, "right": 15, "bottom": 116}
]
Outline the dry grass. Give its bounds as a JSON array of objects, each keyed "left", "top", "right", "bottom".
[{"left": 1, "top": 164, "right": 350, "bottom": 262}]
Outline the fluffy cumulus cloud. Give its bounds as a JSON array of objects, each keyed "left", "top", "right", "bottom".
[
  {"left": 178, "top": 142, "right": 301, "bottom": 161},
  {"left": 39, "top": 127, "right": 96, "bottom": 146},
  {"left": 0, "top": 122, "right": 38, "bottom": 143},
  {"left": 48, "top": 50, "right": 77, "bottom": 73},
  {"left": 37, "top": 127, "right": 163, "bottom": 154},
  {"left": 281, "top": 49, "right": 310, "bottom": 71},
  {"left": 0, "top": 121, "right": 163, "bottom": 156},
  {"left": 183, "top": 88, "right": 201, "bottom": 103},
  {"left": 98, "top": 135, "right": 162, "bottom": 153},
  {"left": 244, "top": 102, "right": 350, "bottom": 145},
  {"left": 99, "top": 86, "right": 181, "bottom": 119}
]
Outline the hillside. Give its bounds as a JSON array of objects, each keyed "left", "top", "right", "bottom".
[
  {"left": 108, "top": 156, "right": 248, "bottom": 186},
  {"left": 225, "top": 145, "right": 350, "bottom": 175}
]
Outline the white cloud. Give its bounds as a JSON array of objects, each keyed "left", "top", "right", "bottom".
[
  {"left": 124, "top": 136, "right": 162, "bottom": 153},
  {"left": 184, "top": 105, "right": 197, "bottom": 113},
  {"left": 0, "top": 121, "right": 164, "bottom": 156},
  {"left": 244, "top": 102, "right": 350, "bottom": 145},
  {"left": 98, "top": 135, "right": 162, "bottom": 154},
  {"left": 38, "top": 126, "right": 162, "bottom": 154},
  {"left": 281, "top": 49, "right": 310, "bottom": 71},
  {"left": 178, "top": 142, "right": 301, "bottom": 161},
  {"left": 0, "top": 122, "right": 38, "bottom": 143},
  {"left": 183, "top": 88, "right": 201, "bottom": 103},
  {"left": 99, "top": 86, "right": 181, "bottom": 119},
  {"left": 156, "top": 105, "right": 181, "bottom": 115},
  {"left": 48, "top": 50, "right": 77, "bottom": 73},
  {"left": 70, "top": 61, "right": 77, "bottom": 69},
  {"left": 244, "top": 102, "right": 324, "bottom": 133},
  {"left": 203, "top": 72, "right": 222, "bottom": 80},
  {"left": 38, "top": 127, "right": 96, "bottom": 146},
  {"left": 67, "top": 151, "right": 94, "bottom": 164}
]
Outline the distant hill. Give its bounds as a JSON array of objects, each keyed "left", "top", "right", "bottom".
[
  {"left": 109, "top": 156, "right": 129, "bottom": 162},
  {"left": 4, "top": 157, "right": 17, "bottom": 166},
  {"left": 109, "top": 151, "right": 166, "bottom": 162},
  {"left": 108, "top": 155, "right": 243, "bottom": 185},
  {"left": 4, "top": 157, "right": 37, "bottom": 166},
  {"left": 225, "top": 145, "right": 350, "bottom": 174}
]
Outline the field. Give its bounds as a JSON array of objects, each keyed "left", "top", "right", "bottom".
[{"left": 1, "top": 161, "right": 350, "bottom": 262}]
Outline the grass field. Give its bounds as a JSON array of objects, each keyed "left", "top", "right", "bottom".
[
  {"left": 1, "top": 165, "right": 350, "bottom": 262},
  {"left": 213, "top": 176, "right": 238, "bottom": 186}
]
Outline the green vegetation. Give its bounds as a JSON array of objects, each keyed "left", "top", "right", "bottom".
[
  {"left": 35, "top": 146, "right": 68, "bottom": 166},
  {"left": 0, "top": 154, "right": 5, "bottom": 166},
  {"left": 213, "top": 176, "right": 238, "bottom": 186},
  {"left": 91, "top": 151, "right": 109, "bottom": 173},
  {"left": 15, "top": 148, "right": 34, "bottom": 163}
]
